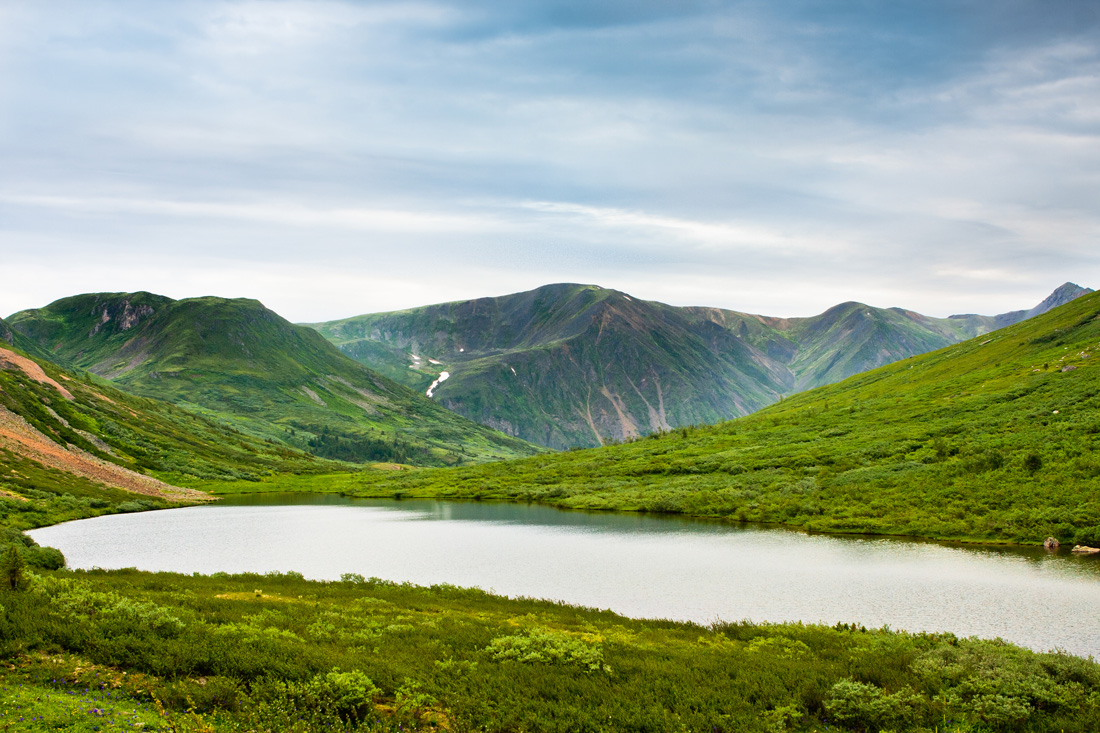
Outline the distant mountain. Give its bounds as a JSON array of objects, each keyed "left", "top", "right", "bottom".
[
  {"left": 311, "top": 282, "right": 1091, "bottom": 449},
  {"left": 8, "top": 293, "right": 541, "bottom": 466},
  {"left": 346, "top": 289, "right": 1100, "bottom": 545},
  {"left": 313, "top": 284, "right": 792, "bottom": 449}
]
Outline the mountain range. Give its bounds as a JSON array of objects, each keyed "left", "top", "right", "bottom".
[
  {"left": 1, "top": 280, "right": 1096, "bottom": 546},
  {"left": 7, "top": 293, "right": 541, "bottom": 466},
  {"left": 346, "top": 288, "right": 1100, "bottom": 544},
  {"left": 310, "top": 282, "right": 1092, "bottom": 448}
]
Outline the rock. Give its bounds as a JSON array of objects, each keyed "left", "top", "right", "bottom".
[
  {"left": 1062, "top": 365, "right": 1078, "bottom": 372},
  {"left": 1044, "top": 537, "right": 1060, "bottom": 549},
  {"left": 1071, "top": 545, "right": 1100, "bottom": 554}
]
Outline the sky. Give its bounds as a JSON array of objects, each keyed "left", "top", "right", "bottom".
[{"left": 1, "top": 0, "right": 1098, "bottom": 322}]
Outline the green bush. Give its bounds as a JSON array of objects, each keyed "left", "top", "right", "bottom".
[
  {"left": 486, "top": 627, "right": 608, "bottom": 673},
  {"left": 21, "top": 545, "right": 65, "bottom": 570},
  {"left": 1075, "top": 526, "right": 1100, "bottom": 546},
  {"left": 824, "top": 679, "right": 925, "bottom": 731}
]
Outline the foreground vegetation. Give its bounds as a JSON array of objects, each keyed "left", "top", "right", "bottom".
[
  {"left": 218, "top": 290, "right": 1100, "bottom": 546},
  {"left": 1, "top": 567, "right": 1098, "bottom": 732}
]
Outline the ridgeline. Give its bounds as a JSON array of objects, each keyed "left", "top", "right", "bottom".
[
  {"left": 314, "top": 289, "right": 1100, "bottom": 545},
  {"left": 312, "top": 282, "right": 1090, "bottom": 449}
]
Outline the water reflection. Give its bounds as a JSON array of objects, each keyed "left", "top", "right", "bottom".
[{"left": 30, "top": 495, "right": 1100, "bottom": 658}]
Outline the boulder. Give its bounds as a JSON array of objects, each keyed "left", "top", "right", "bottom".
[
  {"left": 1043, "top": 537, "right": 1060, "bottom": 549},
  {"left": 1071, "top": 545, "right": 1100, "bottom": 554}
]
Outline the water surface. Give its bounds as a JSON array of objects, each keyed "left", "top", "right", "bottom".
[{"left": 30, "top": 494, "right": 1100, "bottom": 658}]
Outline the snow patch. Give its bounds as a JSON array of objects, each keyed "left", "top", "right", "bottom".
[
  {"left": 426, "top": 371, "right": 450, "bottom": 398},
  {"left": 428, "top": 358, "right": 442, "bottom": 365},
  {"left": 510, "top": 366, "right": 517, "bottom": 375}
]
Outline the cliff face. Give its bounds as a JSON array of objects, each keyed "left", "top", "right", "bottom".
[{"left": 0, "top": 317, "right": 12, "bottom": 345}]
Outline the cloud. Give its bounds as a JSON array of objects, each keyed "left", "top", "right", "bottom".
[
  {"left": 0, "top": 0, "right": 1097, "bottom": 322},
  {"left": 0, "top": 193, "right": 510, "bottom": 235}
]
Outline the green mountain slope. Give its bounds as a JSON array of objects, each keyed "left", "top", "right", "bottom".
[
  {"left": 312, "top": 282, "right": 1090, "bottom": 449},
  {"left": 8, "top": 293, "right": 540, "bottom": 466},
  {"left": 1, "top": 314, "right": 60, "bottom": 363},
  {"left": 0, "top": 335, "right": 351, "bottom": 535},
  {"left": 313, "top": 284, "right": 790, "bottom": 449},
  {"left": 344, "top": 290, "right": 1100, "bottom": 544}
]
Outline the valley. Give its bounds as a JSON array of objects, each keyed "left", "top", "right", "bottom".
[{"left": 0, "top": 283, "right": 1098, "bottom": 732}]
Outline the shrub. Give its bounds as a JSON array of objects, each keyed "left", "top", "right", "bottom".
[
  {"left": 486, "top": 627, "right": 608, "bottom": 673},
  {"left": 0, "top": 544, "right": 27, "bottom": 591},
  {"left": 1075, "top": 526, "right": 1100, "bottom": 546},
  {"left": 823, "top": 680, "right": 925, "bottom": 731},
  {"left": 21, "top": 545, "right": 65, "bottom": 570}
]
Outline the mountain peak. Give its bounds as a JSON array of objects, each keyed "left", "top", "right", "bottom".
[{"left": 1027, "top": 282, "right": 1092, "bottom": 318}]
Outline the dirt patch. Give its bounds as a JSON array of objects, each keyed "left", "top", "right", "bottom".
[
  {"left": 0, "top": 347, "right": 74, "bottom": 400},
  {"left": 300, "top": 385, "right": 327, "bottom": 406},
  {"left": 0, "top": 404, "right": 206, "bottom": 502}
]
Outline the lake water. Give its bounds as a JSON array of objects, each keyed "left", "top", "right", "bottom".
[{"left": 29, "top": 494, "right": 1100, "bottom": 658}]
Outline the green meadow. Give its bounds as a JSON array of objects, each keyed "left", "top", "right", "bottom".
[{"left": 2, "top": 566, "right": 1099, "bottom": 732}]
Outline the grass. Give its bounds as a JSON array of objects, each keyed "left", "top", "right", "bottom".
[{"left": 1, "top": 568, "right": 1098, "bottom": 732}]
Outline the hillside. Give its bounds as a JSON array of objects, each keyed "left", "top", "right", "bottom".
[
  {"left": 336, "top": 290, "right": 1100, "bottom": 544},
  {"left": 0, "top": 334, "right": 360, "bottom": 541},
  {"left": 314, "top": 284, "right": 794, "bottom": 449},
  {"left": 312, "top": 282, "right": 1091, "bottom": 448},
  {"left": 8, "top": 293, "right": 540, "bottom": 466}
]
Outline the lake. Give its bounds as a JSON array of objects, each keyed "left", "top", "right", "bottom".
[{"left": 29, "top": 494, "right": 1100, "bottom": 658}]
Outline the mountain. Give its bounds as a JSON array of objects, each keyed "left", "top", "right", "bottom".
[
  {"left": 1, "top": 314, "right": 58, "bottom": 363},
  {"left": 0, "top": 334, "right": 352, "bottom": 531},
  {"left": 347, "top": 289, "right": 1100, "bottom": 544},
  {"left": 313, "top": 284, "right": 794, "bottom": 449},
  {"left": 8, "top": 293, "right": 541, "bottom": 466},
  {"left": 311, "top": 282, "right": 1091, "bottom": 449}
]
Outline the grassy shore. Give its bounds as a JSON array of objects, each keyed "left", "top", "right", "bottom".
[{"left": 2, "top": 566, "right": 1099, "bottom": 732}]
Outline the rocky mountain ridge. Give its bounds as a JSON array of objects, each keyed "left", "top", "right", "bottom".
[{"left": 312, "top": 282, "right": 1092, "bottom": 448}]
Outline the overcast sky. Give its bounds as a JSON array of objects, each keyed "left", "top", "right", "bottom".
[{"left": 1, "top": 0, "right": 1098, "bottom": 321}]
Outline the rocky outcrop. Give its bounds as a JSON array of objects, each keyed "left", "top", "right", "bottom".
[
  {"left": 90, "top": 300, "right": 156, "bottom": 336},
  {"left": 1071, "top": 545, "right": 1100, "bottom": 554},
  {"left": 1043, "top": 537, "right": 1060, "bottom": 549},
  {"left": 0, "top": 318, "right": 12, "bottom": 346}
]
